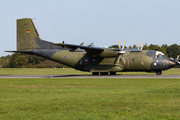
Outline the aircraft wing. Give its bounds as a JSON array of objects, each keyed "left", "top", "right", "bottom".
[{"left": 54, "top": 43, "right": 104, "bottom": 51}]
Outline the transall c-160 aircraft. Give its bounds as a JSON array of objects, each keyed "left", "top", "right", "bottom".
[{"left": 6, "top": 18, "right": 180, "bottom": 75}]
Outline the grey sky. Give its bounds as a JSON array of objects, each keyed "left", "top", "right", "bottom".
[{"left": 0, "top": 0, "right": 180, "bottom": 56}]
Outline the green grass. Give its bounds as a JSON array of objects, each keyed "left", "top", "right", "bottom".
[
  {"left": 0, "top": 68, "right": 179, "bottom": 75},
  {"left": 1, "top": 78, "right": 180, "bottom": 119},
  {"left": 0, "top": 68, "right": 91, "bottom": 75}
]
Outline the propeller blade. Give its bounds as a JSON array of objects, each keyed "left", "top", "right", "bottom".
[
  {"left": 117, "top": 55, "right": 121, "bottom": 64},
  {"left": 122, "top": 41, "right": 126, "bottom": 50},
  {"left": 117, "top": 41, "right": 126, "bottom": 58},
  {"left": 141, "top": 43, "right": 144, "bottom": 50},
  {"left": 170, "top": 57, "right": 174, "bottom": 60},
  {"left": 137, "top": 43, "right": 139, "bottom": 50},
  {"left": 123, "top": 56, "right": 126, "bottom": 64},
  {"left": 117, "top": 54, "right": 126, "bottom": 64},
  {"left": 177, "top": 55, "right": 179, "bottom": 60},
  {"left": 175, "top": 55, "right": 180, "bottom": 64},
  {"left": 117, "top": 41, "right": 121, "bottom": 50}
]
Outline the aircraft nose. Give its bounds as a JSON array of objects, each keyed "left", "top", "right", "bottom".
[{"left": 168, "top": 60, "right": 176, "bottom": 68}]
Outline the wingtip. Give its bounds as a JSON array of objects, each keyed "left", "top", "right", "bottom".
[{"left": 5, "top": 51, "right": 13, "bottom": 52}]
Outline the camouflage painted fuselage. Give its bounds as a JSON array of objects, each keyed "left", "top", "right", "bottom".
[
  {"left": 32, "top": 46, "right": 174, "bottom": 73},
  {"left": 27, "top": 37, "right": 174, "bottom": 73}
]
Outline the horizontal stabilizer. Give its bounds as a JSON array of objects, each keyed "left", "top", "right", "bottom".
[{"left": 5, "top": 51, "right": 33, "bottom": 55}]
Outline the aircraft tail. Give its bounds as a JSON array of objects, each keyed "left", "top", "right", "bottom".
[
  {"left": 17, "top": 18, "right": 62, "bottom": 51},
  {"left": 17, "top": 18, "right": 41, "bottom": 51}
]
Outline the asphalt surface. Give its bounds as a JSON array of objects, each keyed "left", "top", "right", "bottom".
[{"left": 0, "top": 75, "right": 180, "bottom": 78}]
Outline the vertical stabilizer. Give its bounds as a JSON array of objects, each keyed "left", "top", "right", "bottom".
[{"left": 17, "top": 18, "right": 40, "bottom": 51}]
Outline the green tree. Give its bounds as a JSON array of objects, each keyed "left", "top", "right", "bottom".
[
  {"left": 109, "top": 45, "right": 119, "bottom": 48},
  {"left": 2, "top": 59, "right": 10, "bottom": 68},
  {"left": 128, "top": 45, "right": 133, "bottom": 49},
  {"left": 28, "top": 55, "right": 46, "bottom": 65},
  {"left": 166, "top": 44, "right": 180, "bottom": 58},
  {"left": 143, "top": 43, "right": 149, "bottom": 50},
  {"left": 0, "top": 55, "right": 11, "bottom": 67},
  {"left": 14, "top": 55, "right": 28, "bottom": 68},
  {"left": 148, "top": 44, "right": 161, "bottom": 51},
  {"left": 132, "top": 44, "right": 137, "bottom": 48},
  {"left": 9, "top": 53, "right": 20, "bottom": 68},
  {"left": 9, "top": 53, "right": 29, "bottom": 68},
  {"left": 161, "top": 44, "right": 168, "bottom": 57}
]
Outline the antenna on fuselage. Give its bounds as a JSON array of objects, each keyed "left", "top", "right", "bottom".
[{"left": 62, "top": 41, "right": 65, "bottom": 48}]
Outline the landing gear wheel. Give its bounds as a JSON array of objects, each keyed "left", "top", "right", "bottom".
[
  {"left": 110, "top": 72, "right": 116, "bottom": 75},
  {"left": 92, "top": 72, "right": 99, "bottom": 75},
  {"left": 156, "top": 71, "right": 162, "bottom": 75},
  {"left": 100, "top": 72, "right": 108, "bottom": 75}
]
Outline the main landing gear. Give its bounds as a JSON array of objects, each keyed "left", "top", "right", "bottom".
[
  {"left": 92, "top": 72, "right": 99, "bottom": 75},
  {"left": 92, "top": 72, "right": 116, "bottom": 75},
  {"left": 156, "top": 71, "right": 162, "bottom": 75}
]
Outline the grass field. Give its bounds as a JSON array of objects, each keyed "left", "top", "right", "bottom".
[
  {"left": 1, "top": 78, "right": 180, "bottom": 119},
  {"left": 0, "top": 68, "right": 180, "bottom": 75}
]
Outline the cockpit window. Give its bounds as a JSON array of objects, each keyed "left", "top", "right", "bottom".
[
  {"left": 156, "top": 51, "right": 167, "bottom": 59},
  {"left": 157, "top": 54, "right": 167, "bottom": 58},
  {"left": 157, "top": 54, "right": 160, "bottom": 58},
  {"left": 162, "top": 55, "right": 167, "bottom": 58}
]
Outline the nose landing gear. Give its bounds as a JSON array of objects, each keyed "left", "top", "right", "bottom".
[{"left": 156, "top": 71, "right": 162, "bottom": 75}]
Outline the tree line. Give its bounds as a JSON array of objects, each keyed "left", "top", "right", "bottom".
[
  {"left": 0, "top": 53, "right": 66, "bottom": 68},
  {"left": 0, "top": 43, "right": 179, "bottom": 68},
  {"left": 109, "top": 43, "right": 180, "bottom": 58}
]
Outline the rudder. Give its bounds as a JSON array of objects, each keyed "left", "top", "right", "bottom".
[{"left": 17, "top": 18, "right": 40, "bottom": 51}]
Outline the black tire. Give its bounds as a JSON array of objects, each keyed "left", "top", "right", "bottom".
[
  {"left": 110, "top": 72, "right": 116, "bottom": 75},
  {"left": 92, "top": 72, "right": 99, "bottom": 75},
  {"left": 156, "top": 71, "right": 162, "bottom": 75}
]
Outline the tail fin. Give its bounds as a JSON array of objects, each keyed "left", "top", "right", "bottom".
[{"left": 17, "top": 18, "right": 40, "bottom": 51}]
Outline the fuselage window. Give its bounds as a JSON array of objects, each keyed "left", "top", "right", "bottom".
[
  {"left": 80, "top": 59, "right": 82, "bottom": 65},
  {"left": 85, "top": 57, "right": 88, "bottom": 64}
]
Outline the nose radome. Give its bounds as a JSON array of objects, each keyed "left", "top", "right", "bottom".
[{"left": 169, "top": 60, "right": 176, "bottom": 68}]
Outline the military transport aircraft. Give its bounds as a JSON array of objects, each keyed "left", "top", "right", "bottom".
[{"left": 6, "top": 18, "right": 180, "bottom": 75}]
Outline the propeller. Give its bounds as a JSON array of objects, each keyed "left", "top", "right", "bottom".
[
  {"left": 117, "top": 41, "right": 126, "bottom": 64},
  {"left": 170, "top": 55, "right": 180, "bottom": 64}
]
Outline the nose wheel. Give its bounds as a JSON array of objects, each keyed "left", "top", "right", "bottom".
[{"left": 156, "top": 71, "right": 162, "bottom": 75}]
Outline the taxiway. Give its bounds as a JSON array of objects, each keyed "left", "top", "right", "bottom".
[{"left": 0, "top": 75, "right": 180, "bottom": 78}]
